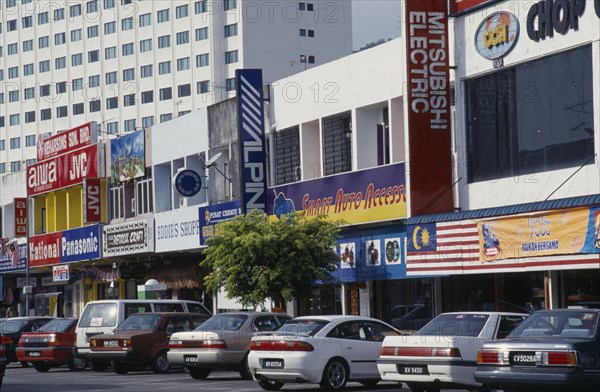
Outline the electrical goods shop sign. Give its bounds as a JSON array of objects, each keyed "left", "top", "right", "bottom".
[
  {"left": 28, "top": 225, "right": 101, "bottom": 268},
  {"left": 103, "top": 219, "right": 154, "bottom": 257}
]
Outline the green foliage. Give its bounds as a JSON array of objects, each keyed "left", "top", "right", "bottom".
[{"left": 201, "top": 210, "right": 342, "bottom": 309}]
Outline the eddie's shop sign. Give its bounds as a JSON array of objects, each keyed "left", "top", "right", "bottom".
[{"left": 527, "top": 0, "right": 600, "bottom": 41}]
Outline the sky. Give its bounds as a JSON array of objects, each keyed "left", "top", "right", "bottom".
[{"left": 352, "top": 0, "right": 402, "bottom": 50}]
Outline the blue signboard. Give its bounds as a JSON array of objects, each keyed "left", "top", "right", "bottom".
[
  {"left": 199, "top": 200, "right": 242, "bottom": 245},
  {"left": 61, "top": 225, "right": 101, "bottom": 263},
  {"left": 0, "top": 243, "right": 27, "bottom": 272},
  {"left": 236, "top": 69, "right": 267, "bottom": 214}
]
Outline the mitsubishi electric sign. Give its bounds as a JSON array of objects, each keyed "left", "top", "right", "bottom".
[{"left": 236, "top": 69, "right": 267, "bottom": 214}]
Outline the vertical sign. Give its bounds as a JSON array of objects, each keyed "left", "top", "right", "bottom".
[
  {"left": 236, "top": 69, "right": 267, "bottom": 214},
  {"left": 405, "top": 0, "right": 453, "bottom": 215},
  {"left": 14, "top": 198, "right": 27, "bottom": 237},
  {"left": 84, "top": 178, "right": 102, "bottom": 223}
]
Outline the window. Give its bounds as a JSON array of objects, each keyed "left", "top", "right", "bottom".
[
  {"left": 176, "top": 4, "right": 189, "bottom": 18},
  {"left": 105, "top": 46, "right": 116, "bottom": 59},
  {"left": 141, "top": 91, "right": 153, "bottom": 103},
  {"left": 196, "top": 53, "right": 209, "bottom": 67},
  {"left": 158, "top": 35, "right": 170, "bottom": 48},
  {"left": 55, "top": 32, "right": 66, "bottom": 45},
  {"left": 25, "top": 159, "right": 36, "bottom": 168},
  {"left": 157, "top": 9, "right": 170, "bottom": 23},
  {"left": 160, "top": 113, "right": 173, "bottom": 123},
  {"left": 0, "top": 140, "right": 4, "bottom": 151},
  {"left": 54, "top": 8, "right": 65, "bottom": 21},
  {"left": 104, "top": 21, "right": 116, "bottom": 34},
  {"left": 197, "top": 80, "right": 211, "bottom": 94},
  {"left": 9, "top": 114, "right": 20, "bottom": 126},
  {"left": 38, "top": 12, "right": 49, "bottom": 25},
  {"left": 225, "top": 78, "right": 236, "bottom": 91},
  {"left": 177, "top": 57, "right": 190, "bottom": 71},
  {"left": 55, "top": 57, "right": 66, "bottom": 69},
  {"left": 88, "top": 50, "right": 100, "bottom": 63},
  {"left": 71, "top": 53, "right": 83, "bottom": 66},
  {"left": 142, "top": 116, "right": 154, "bottom": 128},
  {"left": 26, "top": 135, "right": 36, "bottom": 147},
  {"left": 87, "top": 0, "right": 98, "bottom": 13},
  {"left": 56, "top": 81, "right": 67, "bottom": 93},
  {"left": 71, "top": 29, "right": 82, "bottom": 42},
  {"left": 22, "top": 16, "right": 33, "bottom": 28},
  {"left": 89, "top": 75, "right": 100, "bottom": 87},
  {"left": 73, "top": 102, "right": 84, "bottom": 115},
  {"left": 23, "top": 63, "right": 34, "bottom": 76},
  {"left": 8, "top": 66, "right": 18, "bottom": 79},
  {"left": 106, "top": 97, "right": 118, "bottom": 109},
  {"left": 121, "top": 17, "right": 133, "bottom": 31},
  {"left": 225, "top": 50, "right": 238, "bottom": 64},
  {"left": 224, "top": 23, "right": 238, "bottom": 37},
  {"left": 40, "top": 108, "right": 51, "bottom": 120},
  {"left": 158, "top": 61, "right": 171, "bottom": 75},
  {"left": 195, "top": 1, "right": 208, "bottom": 14},
  {"left": 124, "top": 119, "right": 136, "bottom": 132},
  {"left": 104, "top": 0, "right": 115, "bottom": 8},
  {"left": 141, "top": 64, "right": 153, "bottom": 78},
  {"left": 196, "top": 27, "right": 208, "bottom": 41},
  {"left": 9, "top": 90, "right": 19, "bottom": 102},
  {"left": 308, "top": 29, "right": 315, "bottom": 37},
  {"left": 307, "top": 3, "right": 314, "bottom": 11},
  {"left": 10, "top": 161, "right": 21, "bottom": 173},
  {"left": 0, "top": 164, "right": 4, "bottom": 174},
  {"left": 300, "top": 54, "right": 315, "bottom": 64},
  {"left": 8, "top": 43, "right": 18, "bottom": 55},
  {"left": 106, "top": 71, "right": 117, "bottom": 85},
  {"left": 159, "top": 87, "right": 172, "bottom": 101},
  {"left": 176, "top": 31, "right": 189, "bottom": 45},
  {"left": 140, "top": 39, "right": 152, "bottom": 52},
  {"left": 123, "top": 68, "right": 135, "bottom": 81},
  {"left": 322, "top": 111, "right": 352, "bottom": 175},
  {"left": 39, "top": 60, "right": 50, "bottom": 73},
  {"left": 7, "top": 20, "right": 17, "bottom": 32},
  {"left": 89, "top": 100, "right": 101, "bottom": 112},
  {"left": 70, "top": 4, "right": 82, "bottom": 17},
  {"left": 23, "top": 40, "right": 33, "bottom": 52},
  {"left": 224, "top": 0, "right": 237, "bottom": 11},
  {"left": 39, "top": 36, "right": 49, "bottom": 48},
  {"left": 57, "top": 106, "right": 68, "bottom": 118},
  {"left": 123, "top": 94, "right": 135, "bottom": 106},
  {"left": 178, "top": 84, "right": 191, "bottom": 97},
  {"left": 88, "top": 25, "right": 99, "bottom": 38},
  {"left": 25, "top": 111, "right": 36, "bottom": 123},
  {"left": 107, "top": 122, "right": 118, "bottom": 134},
  {"left": 139, "top": 13, "right": 151, "bottom": 26},
  {"left": 466, "top": 45, "right": 594, "bottom": 183},
  {"left": 24, "top": 87, "right": 35, "bottom": 99},
  {"left": 40, "top": 84, "right": 51, "bottom": 97},
  {"left": 299, "top": 29, "right": 306, "bottom": 37},
  {"left": 72, "top": 78, "right": 83, "bottom": 91},
  {"left": 122, "top": 43, "right": 134, "bottom": 56}
]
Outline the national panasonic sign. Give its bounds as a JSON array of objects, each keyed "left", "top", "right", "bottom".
[{"left": 236, "top": 69, "right": 267, "bottom": 214}]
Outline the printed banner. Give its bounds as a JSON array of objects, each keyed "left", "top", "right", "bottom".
[
  {"left": 37, "top": 122, "right": 97, "bottom": 161},
  {"left": 110, "top": 130, "right": 146, "bottom": 182},
  {"left": 198, "top": 200, "right": 242, "bottom": 246},
  {"left": 103, "top": 219, "right": 154, "bottom": 257},
  {"left": 14, "top": 198, "right": 27, "bottom": 237},
  {"left": 268, "top": 163, "right": 406, "bottom": 225},
  {"left": 0, "top": 243, "right": 27, "bottom": 271}
]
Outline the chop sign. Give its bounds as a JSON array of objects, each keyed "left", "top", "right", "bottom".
[{"left": 527, "top": 0, "right": 600, "bottom": 41}]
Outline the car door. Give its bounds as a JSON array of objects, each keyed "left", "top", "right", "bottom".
[{"left": 335, "top": 321, "right": 378, "bottom": 378}]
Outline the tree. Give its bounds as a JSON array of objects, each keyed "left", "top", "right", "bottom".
[{"left": 201, "top": 210, "right": 343, "bottom": 309}]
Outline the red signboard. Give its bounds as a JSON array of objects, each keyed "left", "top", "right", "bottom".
[
  {"left": 450, "top": 0, "right": 500, "bottom": 15},
  {"left": 27, "top": 144, "right": 99, "bottom": 196},
  {"left": 37, "top": 122, "right": 97, "bottom": 162},
  {"left": 405, "top": 0, "right": 453, "bottom": 215},
  {"left": 28, "top": 232, "right": 62, "bottom": 267},
  {"left": 84, "top": 178, "right": 102, "bottom": 223},
  {"left": 14, "top": 198, "right": 27, "bottom": 237}
]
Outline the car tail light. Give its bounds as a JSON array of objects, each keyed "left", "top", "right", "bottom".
[
  {"left": 122, "top": 339, "right": 132, "bottom": 348},
  {"left": 48, "top": 334, "right": 62, "bottom": 347},
  {"left": 380, "top": 346, "right": 396, "bottom": 356},
  {"left": 169, "top": 340, "right": 183, "bottom": 349},
  {"left": 1, "top": 335, "right": 12, "bottom": 350},
  {"left": 544, "top": 351, "right": 577, "bottom": 366},
  {"left": 387, "top": 347, "right": 461, "bottom": 358},
  {"left": 477, "top": 350, "right": 501, "bottom": 364},
  {"left": 201, "top": 340, "right": 227, "bottom": 349},
  {"left": 89, "top": 339, "right": 98, "bottom": 348},
  {"left": 250, "top": 340, "right": 314, "bottom": 352}
]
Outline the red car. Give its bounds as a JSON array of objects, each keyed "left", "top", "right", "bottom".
[
  {"left": 16, "top": 318, "right": 85, "bottom": 372},
  {"left": 0, "top": 335, "right": 11, "bottom": 387}
]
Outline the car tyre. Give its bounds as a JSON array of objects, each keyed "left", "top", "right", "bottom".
[
  {"left": 319, "top": 358, "right": 349, "bottom": 391},
  {"left": 68, "top": 356, "right": 87, "bottom": 371},
  {"left": 238, "top": 353, "right": 252, "bottom": 380},
  {"left": 32, "top": 363, "right": 51, "bottom": 372},
  {"left": 188, "top": 367, "right": 211, "bottom": 379},
  {"left": 112, "top": 361, "right": 129, "bottom": 375},
  {"left": 91, "top": 361, "right": 109, "bottom": 372},
  {"left": 151, "top": 350, "right": 171, "bottom": 374},
  {"left": 359, "top": 380, "right": 380, "bottom": 387},
  {"left": 257, "top": 379, "right": 284, "bottom": 391}
]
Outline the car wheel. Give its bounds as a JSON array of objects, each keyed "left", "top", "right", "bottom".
[
  {"left": 319, "top": 358, "right": 349, "bottom": 391},
  {"left": 112, "top": 361, "right": 129, "bottom": 375},
  {"left": 188, "top": 367, "right": 211, "bottom": 379},
  {"left": 33, "top": 363, "right": 51, "bottom": 373},
  {"left": 359, "top": 379, "right": 380, "bottom": 387},
  {"left": 238, "top": 353, "right": 252, "bottom": 380},
  {"left": 91, "top": 361, "right": 109, "bottom": 372},
  {"left": 68, "top": 356, "right": 87, "bottom": 371},
  {"left": 151, "top": 350, "right": 171, "bottom": 374},
  {"left": 257, "top": 379, "right": 284, "bottom": 391}
]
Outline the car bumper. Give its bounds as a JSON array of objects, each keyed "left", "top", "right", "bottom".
[
  {"left": 16, "top": 347, "right": 73, "bottom": 363},
  {"left": 87, "top": 350, "right": 141, "bottom": 364},
  {"left": 377, "top": 359, "right": 479, "bottom": 388},
  {"left": 474, "top": 366, "right": 598, "bottom": 392},
  {"left": 248, "top": 352, "right": 327, "bottom": 384},
  {"left": 167, "top": 349, "right": 245, "bottom": 368}
]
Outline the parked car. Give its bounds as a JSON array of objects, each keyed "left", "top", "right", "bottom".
[
  {"left": 16, "top": 318, "right": 85, "bottom": 372},
  {"left": 389, "top": 304, "right": 433, "bottom": 332},
  {"left": 378, "top": 311, "right": 528, "bottom": 391},
  {"left": 0, "top": 335, "right": 10, "bottom": 387},
  {"left": 88, "top": 312, "right": 209, "bottom": 374},
  {"left": 168, "top": 311, "right": 291, "bottom": 380},
  {"left": 475, "top": 308, "right": 600, "bottom": 392},
  {"left": 0, "top": 317, "right": 55, "bottom": 366},
  {"left": 248, "top": 315, "right": 402, "bottom": 391}
]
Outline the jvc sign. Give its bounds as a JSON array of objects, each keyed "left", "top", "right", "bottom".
[{"left": 236, "top": 69, "right": 267, "bottom": 214}]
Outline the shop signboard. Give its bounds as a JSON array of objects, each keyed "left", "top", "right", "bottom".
[
  {"left": 404, "top": 0, "right": 453, "bottom": 215},
  {"left": 16, "top": 277, "right": 37, "bottom": 288},
  {"left": 155, "top": 206, "right": 202, "bottom": 252},
  {"left": 29, "top": 232, "right": 62, "bottom": 267},
  {"left": 198, "top": 200, "right": 242, "bottom": 246},
  {"left": 61, "top": 225, "right": 101, "bottom": 263},
  {"left": 27, "top": 144, "right": 99, "bottom": 196},
  {"left": 53, "top": 265, "right": 70, "bottom": 282},
  {"left": 102, "top": 219, "right": 154, "bottom": 257},
  {"left": 84, "top": 178, "right": 102, "bottom": 223},
  {"left": 474, "top": 12, "right": 519, "bottom": 61},
  {"left": 268, "top": 163, "right": 406, "bottom": 225},
  {"left": 14, "top": 198, "right": 27, "bottom": 237},
  {"left": 110, "top": 129, "right": 146, "bottom": 183},
  {"left": 37, "top": 122, "right": 97, "bottom": 161},
  {"left": 0, "top": 243, "right": 27, "bottom": 271}
]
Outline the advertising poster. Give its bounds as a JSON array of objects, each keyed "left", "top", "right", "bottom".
[{"left": 110, "top": 129, "right": 145, "bottom": 182}]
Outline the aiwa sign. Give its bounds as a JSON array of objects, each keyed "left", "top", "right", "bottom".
[{"left": 236, "top": 69, "right": 267, "bottom": 214}]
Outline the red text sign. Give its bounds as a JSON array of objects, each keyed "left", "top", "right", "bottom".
[
  {"left": 28, "top": 232, "right": 62, "bottom": 267},
  {"left": 37, "top": 122, "right": 97, "bottom": 161},
  {"left": 84, "top": 178, "right": 102, "bottom": 223},
  {"left": 14, "top": 198, "right": 27, "bottom": 237}
]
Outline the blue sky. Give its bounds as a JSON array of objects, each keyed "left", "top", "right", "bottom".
[{"left": 352, "top": 0, "right": 402, "bottom": 49}]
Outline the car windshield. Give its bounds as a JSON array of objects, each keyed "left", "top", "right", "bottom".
[
  {"left": 274, "top": 319, "right": 329, "bottom": 337},
  {"left": 508, "top": 311, "right": 598, "bottom": 339},
  {"left": 78, "top": 303, "right": 117, "bottom": 328},
  {"left": 195, "top": 314, "right": 248, "bottom": 331},
  {"left": 116, "top": 314, "right": 161, "bottom": 331},
  {"left": 37, "top": 319, "right": 76, "bottom": 333},
  {"left": 0, "top": 320, "right": 28, "bottom": 333},
  {"left": 417, "top": 313, "right": 490, "bottom": 337}
]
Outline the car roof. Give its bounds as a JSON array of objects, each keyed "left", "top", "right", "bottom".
[
  {"left": 128, "top": 312, "right": 208, "bottom": 316},
  {"left": 437, "top": 311, "right": 529, "bottom": 316},
  {"left": 209, "top": 312, "right": 288, "bottom": 317},
  {"left": 290, "top": 315, "right": 385, "bottom": 322},
  {"left": 535, "top": 308, "right": 600, "bottom": 313},
  {"left": 3, "top": 316, "right": 55, "bottom": 320}
]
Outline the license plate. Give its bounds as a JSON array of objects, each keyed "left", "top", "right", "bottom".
[
  {"left": 510, "top": 352, "right": 536, "bottom": 366},
  {"left": 262, "top": 359, "right": 284, "bottom": 369},
  {"left": 184, "top": 355, "right": 198, "bottom": 364},
  {"left": 397, "top": 364, "right": 429, "bottom": 375},
  {"left": 28, "top": 351, "right": 42, "bottom": 357},
  {"left": 104, "top": 340, "right": 119, "bottom": 347}
]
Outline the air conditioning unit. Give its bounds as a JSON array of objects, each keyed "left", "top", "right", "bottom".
[{"left": 131, "top": 197, "right": 136, "bottom": 213}]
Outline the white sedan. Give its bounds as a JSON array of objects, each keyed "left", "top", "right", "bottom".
[
  {"left": 248, "top": 315, "right": 402, "bottom": 391},
  {"left": 377, "top": 311, "right": 528, "bottom": 391}
]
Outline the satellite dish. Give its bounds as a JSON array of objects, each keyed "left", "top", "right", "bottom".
[{"left": 205, "top": 152, "right": 222, "bottom": 168}]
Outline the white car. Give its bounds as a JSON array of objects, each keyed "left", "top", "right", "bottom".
[
  {"left": 377, "top": 311, "right": 528, "bottom": 391},
  {"left": 248, "top": 315, "right": 402, "bottom": 391}
]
